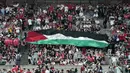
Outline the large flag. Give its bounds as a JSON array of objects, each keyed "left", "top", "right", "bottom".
[{"left": 26, "top": 29, "right": 109, "bottom": 48}]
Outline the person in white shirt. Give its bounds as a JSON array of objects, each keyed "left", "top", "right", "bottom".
[
  {"left": 15, "top": 27, "right": 20, "bottom": 34},
  {"left": 43, "top": 10, "right": 47, "bottom": 14},
  {"left": 109, "top": 16, "right": 115, "bottom": 26},
  {"left": 79, "top": 11, "right": 84, "bottom": 17},
  {"left": 63, "top": 60, "right": 67, "bottom": 65},
  {"left": 0, "top": 33, "right": 3, "bottom": 37},
  {"left": 116, "top": 50, "right": 120, "bottom": 57},
  {"left": 28, "top": 19, "right": 32, "bottom": 25},
  {"left": 14, "top": 19, "right": 18, "bottom": 25},
  {"left": 37, "top": 18, "right": 41, "bottom": 25},
  {"left": 75, "top": 6, "right": 80, "bottom": 11},
  {"left": 111, "top": 55, "right": 118, "bottom": 66},
  {"left": 2, "top": 21, "right": 6, "bottom": 26},
  {"left": 80, "top": 7, "right": 83, "bottom": 12},
  {"left": 60, "top": 4, "right": 64, "bottom": 10},
  {"left": 95, "top": 19, "right": 100, "bottom": 25},
  {"left": 69, "top": 50, "right": 72, "bottom": 54},
  {"left": 45, "top": 68, "right": 50, "bottom": 73},
  {"left": 5, "top": 6, "right": 10, "bottom": 14},
  {"left": 108, "top": 49, "right": 112, "bottom": 55},
  {"left": 93, "top": 8, "right": 98, "bottom": 18},
  {"left": 45, "top": 18, "right": 49, "bottom": 25},
  {"left": 82, "top": 16, "right": 86, "bottom": 21},
  {"left": 64, "top": 6, "right": 68, "bottom": 13},
  {"left": 128, "top": 53, "right": 130, "bottom": 60},
  {"left": 28, "top": 19, "right": 32, "bottom": 30}
]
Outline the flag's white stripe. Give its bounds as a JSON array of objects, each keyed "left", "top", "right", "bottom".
[{"left": 44, "top": 33, "right": 108, "bottom": 44}]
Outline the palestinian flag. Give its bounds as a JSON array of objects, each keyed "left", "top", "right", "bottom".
[{"left": 26, "top": 29, "right": 109, "bottom": 48}]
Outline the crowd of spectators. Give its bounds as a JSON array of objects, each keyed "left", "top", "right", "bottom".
[
  {"left": 28, "top": 45, "right": 105, "bottom": 66},
  {"left": 0, "top": 64, "right": 103, "bottom": 73},
  {"left": 0, "top": 65, "right": 78, "bottom": 73},
  {"left": 0, "top": 1, "right": 130, "bottom": 73},
  {"left": 0, "top": 2, "right": 104, "bottom": 66}
]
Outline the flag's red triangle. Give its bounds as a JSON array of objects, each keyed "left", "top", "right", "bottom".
[{"left": 26, "top": 31, "right": 47, "bottom": 42}]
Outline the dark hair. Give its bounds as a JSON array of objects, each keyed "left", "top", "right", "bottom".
[
  {"left": 46, "top": 66, "right": 49, "bottom": 70},
  {"left": 62, "top": 69, "right": 64, "bottom": 71}
]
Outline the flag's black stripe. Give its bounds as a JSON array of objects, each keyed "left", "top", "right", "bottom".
[{"left": 35, "top": 29, "right": 108, "bottom": 41}]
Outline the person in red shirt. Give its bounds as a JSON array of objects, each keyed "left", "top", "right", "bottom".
[
  {"left": 11, "top": 65, "right": 17, "bottom": 72},
  {"left": 41, "top": 67, "right": 45, "bottom": 73},
  {"left": 37, "top": 58, "right": 42, "bottom": 65},
  {"left": 38, "top": 50, "right": 42, "bottom": 57},
  {"left": 81, "top": 65, "right": 85, "bottom": 73},
  {"left": 82, "top": 48, "right": 86, "bottom": 56},
  {"left": 11, "top": 65, "right": 19, "bottom": 73},
  {"left": 37, "top": 58, "right": 42, "bottom": 68},
  {"left": 49, "top": 5, "right": 54, "bottom": 13},
  {"left": 26, "top": 69, "right": 32, "bottom": 73},
  {"left": 118, "top": 33, "right": 127, "bottom": 42},
  {"left": 68, "top": 15, "right": 72, "bottom": 22},
  {"left": 17, "top": 68, "right": 23, "bottom": 73}
]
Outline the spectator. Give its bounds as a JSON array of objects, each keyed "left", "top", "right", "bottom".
[
  {"left": 26, "top": 69, "right": 32, "bottom": 73},
  {"left": 45, "top": 67, "right": 50, "bottom": 73},
  {"left": 28, "top": 55, "right": 31, "bottom": 64}
]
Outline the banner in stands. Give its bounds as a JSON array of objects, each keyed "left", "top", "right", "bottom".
[{"left": 26, "top": 29, "right": 109, "bottom": 48}]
